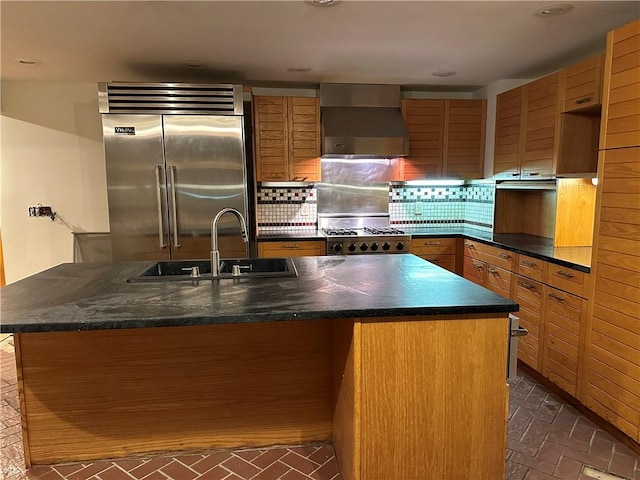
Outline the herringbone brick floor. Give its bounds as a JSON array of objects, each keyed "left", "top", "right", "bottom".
[{"left": 1, "top": 335, "right": 639, "bottom": 480}]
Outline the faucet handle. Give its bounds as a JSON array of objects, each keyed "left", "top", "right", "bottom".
[{"left": 182, "top": 266, "right": 201, "bottom": 278}]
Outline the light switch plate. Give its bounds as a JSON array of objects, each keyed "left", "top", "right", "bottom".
[
  {"left": 300, "top": 203, "right": 310, "bottom": 216},
  {"left": 415, "top": 202, "right": 423, "bottom": 215}
]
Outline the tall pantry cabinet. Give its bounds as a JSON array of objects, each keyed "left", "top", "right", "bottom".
[{"left": 580, "top": 19, "right": 640, "bottom": 442}]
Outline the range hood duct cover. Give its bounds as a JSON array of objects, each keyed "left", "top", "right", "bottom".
[{"left": 320, "top": 84, "right": 409, "bottom": 158}]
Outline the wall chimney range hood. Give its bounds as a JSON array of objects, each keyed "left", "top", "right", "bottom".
[{"left": 320, "top": 83, "right": 409, "bottom": 158}]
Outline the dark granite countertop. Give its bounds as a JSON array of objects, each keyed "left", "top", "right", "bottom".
[
  {"left": 258, "top": 228, "right": 591, "bottom": 272},
  {"left": 0, "top": 255, "right": 517, "bottom": 334}
]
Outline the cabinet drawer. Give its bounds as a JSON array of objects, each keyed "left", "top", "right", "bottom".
[
  {"left": 463, "top": 256, "right": 485, "bottom": 286},
  {"left": 485, "top": 265, "right": 513, "bottom": 298},
  {"left": 463, "top": 240, "right": 514, "bottom": 271},
  {"left": 411, "top": 238, "right": 456, "bottom": 255},
  {"left": 418, "top": 254, "right": 455, "bottom": 272},
  {"left": 515, "top": 254, "right": 546, "bottom": 283},
  {"left": 546, "top": 265, "right": 588, "bottom": 298},
  {"left": 515, "top": 275, "right": 543, "bottom": 308},
  {"left": 258, "top": 240, "right": 325, "bottom": 258}
]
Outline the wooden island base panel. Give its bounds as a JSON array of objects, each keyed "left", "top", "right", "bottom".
[{"left": 15, "top": 314, "right": 509, "bottom": 480}]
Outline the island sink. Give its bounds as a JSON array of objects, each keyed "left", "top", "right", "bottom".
[{"left": 127, "top": 258, "right": 297, "bottom": 282}]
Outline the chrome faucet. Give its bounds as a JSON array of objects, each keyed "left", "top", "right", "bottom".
[{"left": 211, "top": 208, "right": 249, "bottom": 277}]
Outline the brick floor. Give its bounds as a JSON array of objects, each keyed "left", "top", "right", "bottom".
[{"left": 1, "top": 335, "right": 639, "bottom": 480}]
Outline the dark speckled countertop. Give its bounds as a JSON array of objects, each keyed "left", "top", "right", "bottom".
[
  {"left": 0, "top": 255, "right": 517, "bottom": 333},
  {"left": 258, "top": 228, "right": 591, "bottom": 272}
]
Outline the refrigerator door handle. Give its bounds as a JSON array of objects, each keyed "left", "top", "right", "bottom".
[
  {"left": 155, "top": 165, "right": 167, "bottom": 249},
  {"left": 169, "top": 165, "right": 181, "bottom": 248}
]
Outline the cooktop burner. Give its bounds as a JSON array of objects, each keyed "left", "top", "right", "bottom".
[
  {"left": 322, "top": 228, "right": 358, "bottom": 236},
  {"left": 363, "top": 226, "right": 405, "bottom": 235}
]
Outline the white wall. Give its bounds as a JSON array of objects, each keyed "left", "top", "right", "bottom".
[{"left": 0, "top": 81, "right": 109, "bottom": 284}]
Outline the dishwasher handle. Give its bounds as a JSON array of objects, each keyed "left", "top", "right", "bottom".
[{"left": 511, "top": 327, "right": 529, "bottom": 337}]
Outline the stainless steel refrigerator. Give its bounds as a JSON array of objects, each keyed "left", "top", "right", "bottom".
[{"left": 99, "top": 83, "right": 253, "bottom": 261}]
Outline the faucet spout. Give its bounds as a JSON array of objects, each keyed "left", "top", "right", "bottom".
[{"left": 211, "top": 208, "right": 249, "bottom": 277}]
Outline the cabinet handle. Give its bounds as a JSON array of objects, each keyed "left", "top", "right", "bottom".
[
  {"left": 518, "top": 281, "right": 534, "bottom": 290},
  {"left": 523, "top": 172, "right": 540, "bottom": 177},
  {"left": 488, "top": 268, "right": 499, "bottom": 275},
  {"left": 575, "top": 97, "right": 592, "bottom": 105},
  {"left": 556, "top": 270, "right": 575, "bottom": 279},
  {"left": 548, "top": 292, "right": 565, "bottom": 302},
  {"left": 521, "top": 260, "right": 536, "bottom": 267},
  {"left": 283, "top": 244, "right": 300, "bottom": 249},
  {"left": 425, "top": 241, "right": 441, "bottom": 246},
  {"left": 498, "top": 252, "right": 510, "bottom": 259},
  {"left": 473, "top": 263, "right": 484, "bottom": 270},
  {"left": 292, "top": 176, "right": 308, "bottom": 182},
  {"left": 465, "top": 242, "right": 475, "bottom": 249}
]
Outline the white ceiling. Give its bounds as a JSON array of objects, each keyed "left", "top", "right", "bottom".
[{"left": 2, "top": 1, "right": 639, "bottom": 91}]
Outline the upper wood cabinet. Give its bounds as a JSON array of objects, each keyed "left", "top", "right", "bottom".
[
  {"left": 401, "top": 99, "right": 445, "bottom": 179},
  {"left": 562, "top": 54, "right": 605, "bottom": 113},
  {"left": 253, "top": 96, "right": 321, "bottom": 182},
  {"left": 600, "top": 19, "right": 640, "bottom": 150},
  {"left": 521, "top": 72, "right": 562, "bottom": 178},
  {"left": 444, "top": 99, "right": 486, "bottom": 179},
  {"left": 400, "top": 98, "right": 486, "bottom": 180},
  {"left": 494, "top": 87, "right": 525, "bottom": 179}
]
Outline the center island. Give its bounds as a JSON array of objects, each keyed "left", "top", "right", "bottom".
[{"left": 1, "top": 254, "right": 518, "bottom": 480}]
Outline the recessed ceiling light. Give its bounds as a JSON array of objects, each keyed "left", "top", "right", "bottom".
[
  {"left": 534, "top": 3, "right": 574, "bottom": 17},
  {"left": 286, "top": 67, "right": 312, "bottom": 73},
  {"left": 432, "top": 71, "right": 456, "bottom": 77},
  {"left": 305, "top": 0, "right": 340, "bottom": 7},
  {"left": 14, "top": 58, "right": 38, "bottom": 65}
]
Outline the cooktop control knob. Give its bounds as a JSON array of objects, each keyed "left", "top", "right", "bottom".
[
  {"left": 382, "top": 242, "right": 391, "bottom": 251},
  {"left": 360, "top": 243, "right": 369, "bottom": 251},
  {"left": 333, "top": 243, "right": 343, "bottom": 252},
  {"left": 348, "top": 243, "right": 356, "bottom": 252},
  {"left": 396, "top": 241, "right": 405, "bottom": 251},
  {"left": 370, "top": 242, "right": 379, "bottom": 251}
]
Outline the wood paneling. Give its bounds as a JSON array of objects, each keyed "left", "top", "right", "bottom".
[
  {"left": 16, "top": 322, "right": 333, "bottom": 465},
  {"left": 0, "top": 229, "right": 5, "bottom": 287},
  {"left": 494, "top": 86, "right": 525, "bottom": 179},
  {"left": 401, "top": 99, "right": 445, "bottom": 179},
  {"left": 443, "top": 99, "right": 486, "bottom": 179},
  {"left": 562, "top": 54, "right": 605, "bottom": 112},
  {"left": 600, "top": 19, "right": 640, "bottom": 149},
  {"left": 554, "top": 179, "right": 597, "bottom": 247},
  {"left": 359, "top": 316, "right": 509, "bottom": 480},
  {"left": 258, "top": 240, "right": 325, "bottom": 258},
  {"left": 494, "top": 189, "right": 557, "bottom": 239}
]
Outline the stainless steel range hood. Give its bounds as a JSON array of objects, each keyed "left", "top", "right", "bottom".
[{"left": 320, "top": 83, "right": 409, "bottom": 158}]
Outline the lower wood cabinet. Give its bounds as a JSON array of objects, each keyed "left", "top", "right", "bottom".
[
  {"left": 514, "top": 274, "right": 544, "bottom": 371},
  {"left": 258, "top": 240, "right": 325, "bottom": 258},
  {"left": 410, "top": 237, "right": 457, "bottom": 273}
]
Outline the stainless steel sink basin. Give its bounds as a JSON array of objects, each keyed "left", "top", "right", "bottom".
[{"left": 127, "top": 258, "right": 297, "bottom": 282}]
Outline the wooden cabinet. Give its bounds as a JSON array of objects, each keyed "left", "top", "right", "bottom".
[
  {"left": 600, "top": 19, "right": 640, "bottom": 150},
  {"left": 400, "top": 99, "right": 486, "bottom": 180},
  {"left": 542, "top": 286, "right": 587, "bottom": 397},
  {"left": 443, "top": 99, "right": 486, "bottom": 179},
  {"left": 521, "top": 72, "right": 562, "bottom": 177},
  {"left": 253, "top": 96, "right": 321, "bottom": 182},
  {"left": 401, "top": 99, "right": 445, "bottom": 179},
  {"left": 494, "top": 86, "right": 525, "bottom": 179},
  {"left": 462, "top": 240, "right": 515, "bottom": 298},
  {"left": 258, "top": 240, "right": 325, "bottom": 258},
  {"left": 410, "top": 237, "right": 457, "bottom": 272},
  {"left": 562, "top": 54, "right": 605, "bottom": 112}
]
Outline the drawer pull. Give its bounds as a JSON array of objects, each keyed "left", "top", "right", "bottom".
[
  {"left": 548, "top": 292, "right": 565, "bottom": 302},
  {"left": 473, "top": 263, "right": 484, "bottom": 270},
  {"left": 283, "top": 244, "right": 300, "bottom": 249},
  {"left": 521, "top": 260, "right": 536, "bottom": 267},
  {"left": 575, "top": 97, "right": 592, "bottom": 105},
  {"left": 518, "top": 281, "right": 534, "bottom": 290},
  {"left": 498, "top": 253, "right": 510, "bottom": 259},
  {"left": 556, "top": 270, "right": 575, "bottom": 279},
  {"left": 488, "top": 268, "right": 499, "bottom": 275},
  {"left": 465, "top": 242, "right": 475, "bottom": 249},
  {"left": 425, "top": 241, "right": 441, "bottom": 246}
]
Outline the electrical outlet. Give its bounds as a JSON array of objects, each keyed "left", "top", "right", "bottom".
[
  {"left": 415, "top": 202, "right": 424, "bottom": 216},
  {"left": 300, "top": 203, "right": 310, "bottom": 216}
]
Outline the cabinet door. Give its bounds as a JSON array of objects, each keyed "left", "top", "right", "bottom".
[
  {"left": 443, "top": 99, "right": 486, "bottom": 179},
  {"left": 542, "top": 286, "right": 586, "bottom": 397},
  {"left": 401, "top": 99, "right": 445, "bottom": 179},
  {"left": 562, "top": 54, "right": 605, "bottom": 112},
  {"left": 289, "top": 97, "right": 321, "bottom": 181},
  {"left": 522, "top": 72, "right": 561, "bottom": 177},
  {"left": 411, "top": 238, "right": 457, "bottom": 272},
  {"left": 514, "top": 275, "right": 544, "bottom": 370},
  {"left": 463, "top": 255, "right": 485, "bottom": 286},
  {"left": 494, "top": 87, "right": 525, "bottom": 179},
  {"left": 254, "top": 96, "right": 289, "bottom": 181},
  {"left": 600, "top": 19, "right": 640, "bottom": 149}
]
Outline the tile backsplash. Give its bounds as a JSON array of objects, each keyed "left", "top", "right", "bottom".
[{"left": 256, "top": 182, "right": 495, "bottom": 233}]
